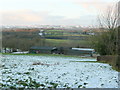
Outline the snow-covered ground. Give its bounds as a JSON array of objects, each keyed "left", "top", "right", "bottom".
[{"left": 0, "top": 55, "right": 119, "bottom": 88}]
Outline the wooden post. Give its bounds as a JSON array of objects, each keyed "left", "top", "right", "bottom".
[
  {"left": 117, "top": 1, "right": 120, "bottom": 64},
  {"left": 117, "top": 2, "right": 120, "bottom": 88},
  {"left": 118, "top": 1, "right": 120, "bottom": 55}
]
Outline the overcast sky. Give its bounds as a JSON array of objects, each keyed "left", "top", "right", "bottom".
[{"left": 0, "top": 0, "right": 118, "bottom": 27}]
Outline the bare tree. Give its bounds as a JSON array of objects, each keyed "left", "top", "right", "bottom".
[
  {"left": 92, "top": 2, "right": 120, "bottom": 55},
  {"left": 98, "top": 3, "right": 119, "bottom": 30}
]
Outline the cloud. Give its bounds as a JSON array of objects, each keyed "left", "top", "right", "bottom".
[
  {"left": 66, "top": 0, "right": 118, "bottom": 13},
  {"left": 0, "top": 9, "right": 97, "bottom": 26},
  {"left": 0, "top": 10, "right": 66, "bottom": 25},
  {"left": 1, "top": 10, "right": 48, "bottom": 25}
]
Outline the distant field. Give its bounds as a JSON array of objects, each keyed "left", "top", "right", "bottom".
[
  {"left": 46, "top": 30, "right": 64, "bottom": 32},
  {"left": 45, "top": 29, "right": 88, "bottom": 37},
  {"left": 44, "top": 29, "right": 90, "bottom": 41},
  {"left": 2, "top": 29, "right": 92, "bottom": 50},
  {"left": 45, "top": 39, "right": 91, "bottom": 47},
  {"left": 46, "top": 39, "right": 69, "bottom": 43},
  {"left": 45, "top": 34, "right": 89, "bottom": 37},
  {"left": 45, "top": 35, "right": 90, "bottom": 40}
]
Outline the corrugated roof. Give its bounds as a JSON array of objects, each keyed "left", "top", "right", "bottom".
[{"left": 72, "top": 48, "right": 94, "bottom": 51}]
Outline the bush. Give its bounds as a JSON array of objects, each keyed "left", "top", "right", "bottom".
[{"left": 91, "top": 29, "right": 117, "bottom": 55}]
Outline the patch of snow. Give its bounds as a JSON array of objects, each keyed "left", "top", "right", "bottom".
[
  {"left": 1, "top": 55, "right": 118, "bottom": 88},
  {"left": 12, "top": 51, "right": 29, "bottom": 54}
]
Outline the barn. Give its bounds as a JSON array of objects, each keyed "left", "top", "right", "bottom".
[
  {"left": 29, "top": 46, "right": 95, "bottom": 56},
  {"left": 29, "top": 46, "right": 54, "bottom": 54}
]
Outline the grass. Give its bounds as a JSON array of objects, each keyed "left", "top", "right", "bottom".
[
  {"left": 46, "top": 30, "right": 64, "bottom": 32},
  {"left": 46, "top": 39, "right": 69, "bottom": 43},
  {"left": 45, "top": 34, "right": 89, "bottom": 37},
  {"left": 70, "top": 60, "right": 120, "bottom": 72},
  {"left": 3, "top": 53, "right": 118, "bottom": 72},
  {"left": 2, "top": 53, "right": 95, "bottom": 59},
  {"left": 3, "top": 52, "right": 119, "bottom": 72},
  {"left": 70, "top": 61, "right": 107, "bottom": 63},
  {"left": 112, "top": 66, "right": 120, "bottom": 72},
  {"left": 45, "top": 39, "right": 90, "bottom": 47}
]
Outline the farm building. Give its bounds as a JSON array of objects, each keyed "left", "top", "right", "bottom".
[
  {"left": 29, "top": 46, "right": 53, "bottom": 54},
  {"left": 70, "top": 48, "right": 94, "bottom": 56},
  {"left": 29, "top": 46, "right": 95, "bottom": 56}
]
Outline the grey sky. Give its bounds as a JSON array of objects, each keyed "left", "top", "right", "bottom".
[{"left": 0, "top": 0, "right": 118, "bottom": 27}]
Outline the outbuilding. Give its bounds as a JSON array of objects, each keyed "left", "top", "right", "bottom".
[
  {"left": 29, "top": 46, "right": 95, "bottom": 56},
  {"left": 29, "top": 46, "right": 54, "bottom": 54}
]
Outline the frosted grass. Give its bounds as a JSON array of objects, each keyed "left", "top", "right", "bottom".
[{"left": 0, "top": 55, "right": 118, "bottom": 88}]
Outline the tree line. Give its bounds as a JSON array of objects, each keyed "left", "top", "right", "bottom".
[{"left": 2, "top": 30, "right": 45, "bottom": 51}]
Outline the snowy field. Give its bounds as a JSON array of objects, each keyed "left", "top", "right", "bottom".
[{"left": 0, "top": 55, "right": 119, "bottom": 88}]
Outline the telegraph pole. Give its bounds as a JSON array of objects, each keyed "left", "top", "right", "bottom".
[
  {"left": 118, "top": 1, "right": 120, "bottom": 56},
  {"left": 116, "top": 1, "right": 120, "bottom": 60}
]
